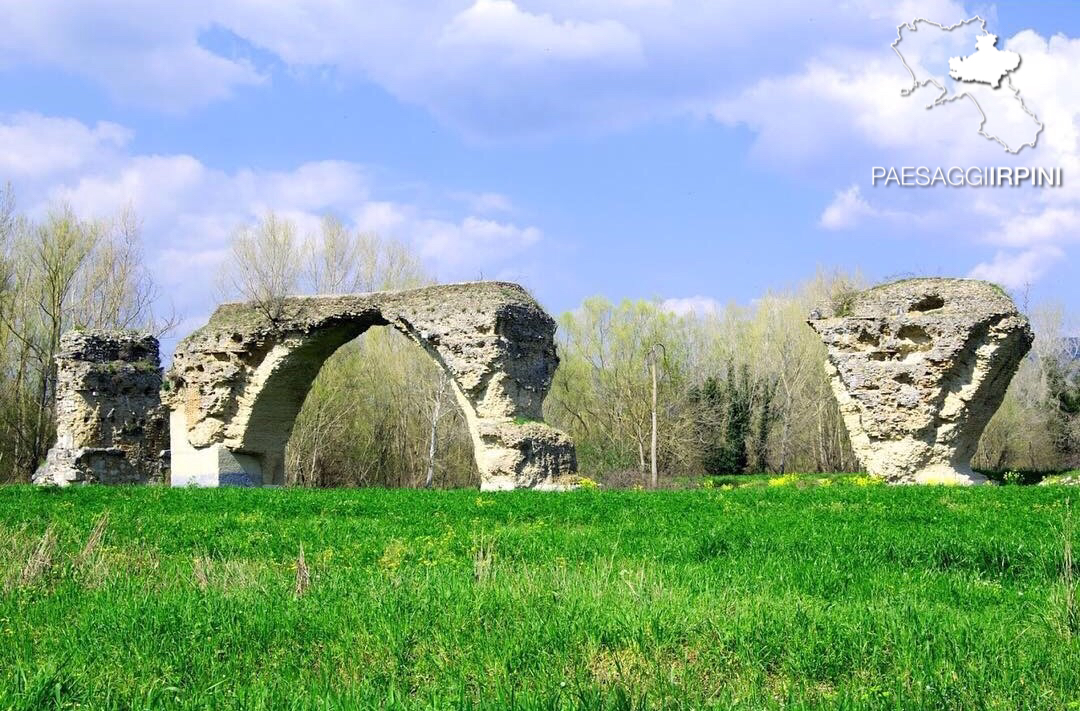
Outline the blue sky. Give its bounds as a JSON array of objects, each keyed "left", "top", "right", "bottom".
[{"left": 1, "top": 0, "right": 1079, "bottom": 336}]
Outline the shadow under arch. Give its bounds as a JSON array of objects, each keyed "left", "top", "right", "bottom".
[{"left": 164, "top": 282, "right": 577, "bottom": 490}]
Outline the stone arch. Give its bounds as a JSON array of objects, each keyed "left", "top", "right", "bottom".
[{"left": 164, "top": 282, "right": 578, "bottom": 490}]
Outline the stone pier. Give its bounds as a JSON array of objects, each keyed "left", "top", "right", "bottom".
[
  {"left": 34, "top": 330, "right": 169, "bottom": 486},
  {"left": 808, "top": 278, "right": 1033, "bottom": 484}
]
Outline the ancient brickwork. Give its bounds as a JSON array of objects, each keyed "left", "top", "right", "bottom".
[
  {"left": 34, "top": 330, "right": 169, "bottom": 486},
  {"left": 808, "top": 278, "right": 1033, "bottom": 484},
  {"left": 164, "top": 281, "right": 578, "bottom": 490}
]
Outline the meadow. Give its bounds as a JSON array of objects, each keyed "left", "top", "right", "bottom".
[{"left": 1, "top": 480, "right": 1079, "bottom": 710}]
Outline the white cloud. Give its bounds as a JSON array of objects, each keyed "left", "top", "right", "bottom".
[
  {"left": 820, "top": 186, "right": 880, "bottom": 230},
  {"left": 968, "top": 246, "right": 1065, "bottom": 289},
  {"left": 54, "top": 155, "right": 209, "bottom": 224},
  {"left": 244, "top": 162, "right": 370, "bottom": 214},
  {"left": 711, "top": 59, "right": 979, "bottom": 171},
  {"left": 417, "top": 216, "right": 542, "bottom": 271},
  {"left": 989, "top": 208, "right": 1080, "bottom": 248},
  {"left": 439, "top": 0, "right": 642, "bottom": 67},
  {"left": 216, "top": 0, "right": 973, "bottom": 139},
  {"left": 0, "top": 3, "right": 265, "bottom": 111},
  {"left": 0, "top": 113, "right": 131, "bottom": 178},
  {"left": 712, "top": 13, "right": 1080, "bottom": 286},
  {"left": 661, "top": 296, "right": 721, "bottom": 317},
  {"left": 457, "top": 191, "right": 514, "bottom": 214},
  {"left": 819, "top": 185, "right": 927, "bottom": 230},
  {"left": 4, "top": 113, "right": 544, "bottom": 336},
  {"left": 5, "top": 1, "right": 1079, "bottom": 290},
  {"left": 353, "top": 202, "right": 409, "bottom": 235},
  {"left": 0, "top": 0, "right": 973, "bottom": 136}
]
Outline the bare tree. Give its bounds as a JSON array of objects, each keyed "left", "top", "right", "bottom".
[
  {"left": 305, "top": 215, "right": 369, "bottom": 294},
  {"left": 0, "top": 194, "right": 167, "bottom": 479},
  {"left": 70, "top": 205, "right": 177, "bottom": 336},
  {"left": 646, "top": 343, "right": 668, "bottom": 489},
  {"left": 221, "top": 211, "right": 300, "bottom": 324},
  {"left": 0, "top": 182, "right": 14, "bottom": 245},
  {"left": 212, "top": 212, "right": 475, "bottom": 488},
  {"left": 425, "top": 371, "right": 453, "bottom": 488}
]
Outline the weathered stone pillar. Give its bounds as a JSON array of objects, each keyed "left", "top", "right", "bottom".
[
  {"left": 34, "top": 330, "right": 169, "bottom": 486},
  {"left": 807, "top": 278, "right": 1033, "bottom": 485}
]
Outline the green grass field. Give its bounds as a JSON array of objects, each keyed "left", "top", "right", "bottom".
[{"left": 1, "top": 482, "right": 1079, "bottom": 710}]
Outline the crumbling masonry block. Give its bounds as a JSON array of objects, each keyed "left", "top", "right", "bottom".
[
  {"left": 34, "top": 330, "right": 169, "bottom": 485},
  {"left": 808, "top": 278, "right": 1033, "bottom": 485}
]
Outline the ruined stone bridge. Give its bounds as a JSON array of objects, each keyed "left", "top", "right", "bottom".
[
  {"left": 37, "top": 281, "right": 578, "bottom": 490},
  {"left": 34, "top": 277, "right": 1034, "bottom": 488}
]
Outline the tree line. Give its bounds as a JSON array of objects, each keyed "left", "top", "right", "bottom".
[
  {"left": 0, "top": 189, "right": 1076, "bottom": 485},
  {"left": 546, "top": 279, "right": 1080, "bottom": 483}
]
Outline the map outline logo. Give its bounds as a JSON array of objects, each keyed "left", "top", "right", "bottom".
[{"left": 892, "top": 16, "right": 1043, "bottom": 154}]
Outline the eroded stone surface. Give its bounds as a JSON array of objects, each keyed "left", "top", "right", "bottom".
[
  {"left": 807, "top": 278, "right": 1033, "bottom": 485},
  {"left": 164, "top": 281, "right": 577, "bottom": 490},
  {"left": 34, "top": 331, "right": 169, "bottom": 486}
]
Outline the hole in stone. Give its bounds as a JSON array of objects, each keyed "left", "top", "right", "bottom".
[
  {"left": 856, "top": 330, "right": 880, "bottom": 347},
  {"left": 896, "top": 324, "right": 932, "bottom": 346},
  {"left": 909, "top": 294, "right": 944, "bottom": 312},
  {"left": 894, "top": 372, "right": 914, "bottom": 385}
]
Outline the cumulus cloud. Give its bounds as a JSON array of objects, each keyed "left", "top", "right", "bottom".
[
  {"left": 454, "top": 191, "right": 515, "bottom": 214},
  {"left": 989, "top": 208, "right": 1080, "bottom": 248},
  {"left": 819, "top": 185, "right": 929, "bottom": 230},
  {"left": 0, "top": 113, "right": 131, "bottom": 178},
  {"left": 820, "top": 186, "right": 881, "bottom": 230},
  {"left": 0, "top": 3, "right": 265, "bottom": 111},
  {"left": 712, "top": 10, "right": 1080, "bottom": 287},
  {"left": 711, "top": 59, "right": 980, "bottom": 173},
  {"left": 4, "top": 113, "right": 545, "bottom": 334},
  {"left": 0, "top": 0, "right": 973, "bottom": 135},
  {"left": 661, "top": 296, "right": 722, "bottom": 317},
  {"left": 439, "top": 0, "right": 642, "bottom": 66},
  {"left": 417, "top": 216, "right": 542, "bottom": 271},
  {"left": 968, "top": 246, "right": 1065, "bottom": 289},
  {"left": 5, "top": 0, "right": 1079, "bottom": 289}
]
